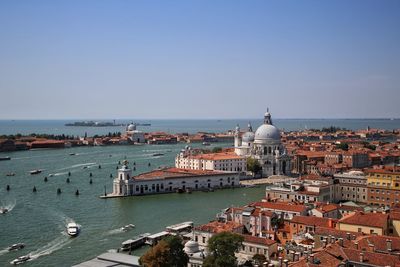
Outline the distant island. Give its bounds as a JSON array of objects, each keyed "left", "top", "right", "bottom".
[{"left": 65, "top": 121, "right": 151, "bottom": 127}]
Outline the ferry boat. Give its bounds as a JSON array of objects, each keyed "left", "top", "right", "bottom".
[
  {"left": 120, "top": 233, "right": 151, "bottom": 251},
  {"left": 0, "top": 156, "right": 11, "bottom": 161},
  {"left": 66, "top": 223, "right": 80, "bottom": 237},
  {"left": 10, "top": 255, "right": 30, "bottom": 265},
  {"left": 165, "top": 221, "right": 193, "bottom": 234},
  {"left": 8, "top": 243, "right": 25, "bottom": 251},
  {"left": 145, "top": 231, "right": 170, "bottom": 246},
  {"left": 29, "top": 170, "right": 42, "bottom": 175},
  {"left": 152, "top": 153, "right": 164, "bottom": 157}
]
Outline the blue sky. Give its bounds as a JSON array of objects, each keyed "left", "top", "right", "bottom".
[{"left": 0, "top": 0, "right": 399, "bottom": 119}]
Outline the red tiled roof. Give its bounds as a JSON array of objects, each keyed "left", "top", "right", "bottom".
[
  {"left": 338, "top": 212, "right": 388, "bottom": 229},
  {"left": 241, "top": 234, "right": 276, "bottom": 246},
  {"left": 291, "top": 216, "right": 336, "bottom": 228},
  {"left": 134, "top": 167, "right": 231, "bottom": 180},
  {"left": 250, "top": 202, "right": 307, "bottom": 213},
  {"left": 194, "top": 221, "right": 242, "bottom": 234}
]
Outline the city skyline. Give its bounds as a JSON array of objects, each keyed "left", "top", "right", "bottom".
[{"left": 0, "top": 0, "right": 399, "bottom": 119}]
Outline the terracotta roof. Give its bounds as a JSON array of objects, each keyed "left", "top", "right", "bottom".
[
  {"left": 241, "top": 234, "right": 276, "bottom": 246},
  {"left": 191, "top": 152, "right": 245, "bottom": 161},
  {"left": 290, "top": 216, "right": 336, "bottom": 228},
  {"left": 289, "top": 250, "right": 342, "bottom": 267},
  {"left": 356, "top": 235, "right": 400, "bottom": 253},
  {"left": 250, "top": 202, "right": 307, "bottom": 213},
  {"left": 133, "top": 167, "right": 232, "bottom": 181},
  {"left": 338, "top": 212, "right": 388, "bottom": 229},
  {"left": 315, "top": 204, "right": 339, "bottom": 213},
  {"left": 194, "top": 221, "right": 242, "bottom": 234}
]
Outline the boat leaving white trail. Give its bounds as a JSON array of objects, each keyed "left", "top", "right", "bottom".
[
  {"left": 0, "top": 248, "right": 8, "bottom": 256},
  {"left": 0, "top": 199, "right": 16, "bottom": 213},
  {"left": 28, "top": 232, "right": 72, "bottom": 260}
]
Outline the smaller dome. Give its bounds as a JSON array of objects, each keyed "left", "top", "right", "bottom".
[
  {"left": 127, "top": 123, "right": 136, "bottom": 131},
  {"left": 242, "top": 131, "right": 255, "bottom": 142},
  {"left": 184, "top": 240, "right": 200, "bottom": 254}
]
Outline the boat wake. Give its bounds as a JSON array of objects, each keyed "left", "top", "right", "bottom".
[
  {"left": 56, "top": 162, "right": 97, "bottom": 171},
  {"left": 26, "top": 213, "right": 77, "bottom": 261},
  {"left": 0, "top": 248, "right": 8, "bottom": 256},
  {"left": 105, "top": 227, "right": 124, "bottom": 235},
  {"left": 28, "top": 232, "right": 72, "bottom": 260},
  {"left": 0, "top": 199, "right": 16, "bottom": 213}
]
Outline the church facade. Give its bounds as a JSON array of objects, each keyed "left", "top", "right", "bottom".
[{"left": 234, "top": 111, "right": 291, "bottom": 177}]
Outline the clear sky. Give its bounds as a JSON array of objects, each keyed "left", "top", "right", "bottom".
[{"left": 0, "top": 0, "right": 399, "bottom": 119}]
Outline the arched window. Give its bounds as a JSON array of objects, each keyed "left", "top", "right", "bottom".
[
  {"left": 264, "top": 147, "right": 268, "bottom": 155},
  {"left": 268, "top": 147, "right": 272, "bottom": 154}
]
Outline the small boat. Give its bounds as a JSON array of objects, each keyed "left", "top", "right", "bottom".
[
  {"left": 10, "top": 255, "right": 30, "bottom": 265},
  {"left": 66, "top": 223, "right": 80, "bottom": 237},
  {"left": 202, "top": 142, "right": 211, "bottom": 146},
  {"left": 0, "top": 156, "right": 11, "bottom": 161},
  {"left": 0, "top": 208, "right": 8, "bottom": 214},
  {"left": 152, "top": 153, "right": 164, "bottom": 157},
  {"left": 6, "top": 173, "right": 16, "bottom": 176},
  {"left": 176, "top": 188, "right": 184, "bottom": 194},
  {"left": 8, "top": 243, "right": 25, "bottom": 251},
  {"left": 30, "top": 170, "right": 41, "bottom": 175},
  {"left": 69, "top": 153, "right": 76, "bottom": 156},
  {"left": 121, "top": 224, "right": 135, "bottom": 231},
  {"left": 83, "top": 166, "right": 88, "bottom": 169},
  {"left": 49, "top": 174, "right": 54, "bottom": 177}
]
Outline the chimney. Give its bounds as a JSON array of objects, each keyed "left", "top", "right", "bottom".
[
  {"left": 331, "top": 236, "right": 336, "bottom": 244},
  {"left": 283, "top": 259, "right": 289, "bottom": 267},
  {"left": 327, "top": 235, "right": 332, "bottom": 244},
  {"left": 310, "top": 254, "right": 315, "bottom": 264},
  {"left": 346, "top": 232, "right": 351, "bottom": 240},
  {"left": 369, "top": 244, "right": 375, "bottom": 252},
  {"left": 268, "top": 264, "right": 274, "bottom": 267},
  {"left": 387, "top": 239, "right": 393, "bottom": 252},
  {"left": 305, "top": 251, "right": 309, "bottom": 262},
  {"left": 355, "top": 242, "right": 359, "bottom": 250},
  {"left": 338, "top": 237, "right": 344, "bottom": 247},
  {"left": 322, "top": 238, "right": 327, "bottom": 248},
  {"left": 295, "top": 252, "right": 300, "bottom": 262},
  {"left": 290, "top": 251, "right": 295, "bottom": 262},
  {"left": 359, "top": 252, "right": 364, "bottom": 263},
  {"left": 352, "top": 234, "right": 356, "bottom": 240}
]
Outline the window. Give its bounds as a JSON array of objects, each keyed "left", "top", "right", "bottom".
[
  {"left": 358, "top": 228, "right": 362, "bottom": 233},
  {"left": 202, "top": 237, "right": 206, "bottom": 243}
]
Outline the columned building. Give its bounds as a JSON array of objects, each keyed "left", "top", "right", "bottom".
[{"left": 234, "top": 110, "right": 291, "bottom": 177}]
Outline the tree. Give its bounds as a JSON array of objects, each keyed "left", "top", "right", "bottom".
[
  {"left": 140, "top": 240, "right": 170, "bottom": 267},
  {"left": 203, "top": 232, "right": 244, "bottom": 267},
  {"left": 212, "top": 147, "right": 222, "bottom": 153},
  {"left": 139, "top": 236, "right": 188, "bottom": 267},
  {"left": 252, "top": 254, "right": 267, "bottom": 266},
  {"left": 247, "top": 158, "right": 262, "bottom": 175},
  {"left": 163, "top": 236, "right": 188, "bottom": 267},
  {"left": 336, "top": 142, "right": 349, "bottom": 151}
]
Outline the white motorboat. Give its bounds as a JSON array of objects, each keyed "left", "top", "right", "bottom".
[
  {"left": 0, "top": 208, "right": 8, "bottom": 214},
  {"left": 10, "top": 255, "right": 30, "bottom": 265},
  {"left": 121, "top": 224, "right": 135, "bottom": 231},
  {"left": 8, "top": 243, "right": 25, "bottom": 251},
  {"left": 66, "top": 223, "right": 80, "bottom": 237},
  {"left": 29, "top": 169, "right": 42, "bottom": 175}
]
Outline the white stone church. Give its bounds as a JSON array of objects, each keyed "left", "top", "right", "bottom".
[{"left": 234, "top": 110, "right": 291, "bottom": 177}]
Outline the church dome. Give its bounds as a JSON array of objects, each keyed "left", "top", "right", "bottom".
[
  {"left": 184, "top": 240, "right": 200, "bottom": 254},
  {"left": 127, "top": 123, "right": 136, "bottom": 131},
  {"left": 255, "top": 124, "right": 280, "bottom": 141},
  {"left": 242, "top": 131, "right": 255, "bottom": 142},
  {"left": 254, "top": 110, "right": 280, "bottom": 141}
]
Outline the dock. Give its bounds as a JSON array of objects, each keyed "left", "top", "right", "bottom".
[{"left": 72, "top": 252, "right": 140, "bottom": 267}]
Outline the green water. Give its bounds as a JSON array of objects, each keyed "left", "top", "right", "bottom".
[{"left": 0, "top": 144, "right": 265, "bottom": 266}]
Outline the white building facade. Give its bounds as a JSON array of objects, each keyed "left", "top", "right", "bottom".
[
  {"left": 126, "top": 123, "right": 145, "bottom": 143},
  {"left": 111, "top": 162, "right": 240, "bottom": 197},
  {"left": 234, "top": 111, "right": 291, "bottom": 177}
]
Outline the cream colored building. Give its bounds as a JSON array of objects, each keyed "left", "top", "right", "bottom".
[{"left": 175, "top": 147, "right": 247, "bottom": 172}]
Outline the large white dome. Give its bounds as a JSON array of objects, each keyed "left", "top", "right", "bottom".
[
  {"left": 242, "top": 131, "right": 255, "bottom": 142},
  {"left": 255, "top": 124, "right": 280, "bottom": 141}
]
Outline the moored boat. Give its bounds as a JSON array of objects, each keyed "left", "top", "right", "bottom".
[
  {"left": 66, "top": 222, "right": 80, "bottom": 237},
  {"left": 152, "top": 153, "right": 164, "bottom": 157},
  {"left": 120, "top": 233, "right": 151, "bottom": 251},
  {"left": 0, "top": 156, "right": 11, "bottom": 161}
]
